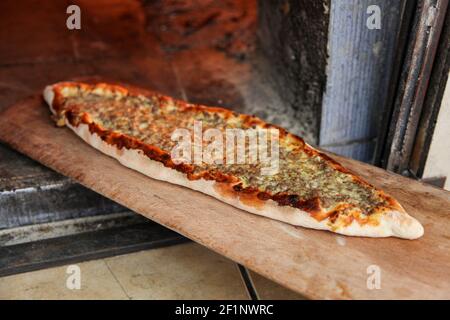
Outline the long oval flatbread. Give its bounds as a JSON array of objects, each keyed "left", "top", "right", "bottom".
[{"left": 43, "top": 81, "right": 424, "bottom": 239}]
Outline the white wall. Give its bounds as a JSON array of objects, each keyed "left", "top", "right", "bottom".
[{"left": 423, "top": 72, "right": 450, "bottom": 191}]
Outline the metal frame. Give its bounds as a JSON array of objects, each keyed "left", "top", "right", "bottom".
[
  {"left": 410, "top": 4, "right": 450, "bottom": 178},
  {"left": 0, "top": 217, "right": 187, "bottom": 277},
  {"left": 376, "top": 0, "right": 449, "bottom": 176}
]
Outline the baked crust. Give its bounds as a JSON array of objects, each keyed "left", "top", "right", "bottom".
[{"left": 43, "top": 81, "right": 424, "bottom": 239}]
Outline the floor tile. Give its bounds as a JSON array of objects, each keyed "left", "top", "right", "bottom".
[
  {"left": 0, "top": 243, "right": 304, "bottom": 300},
  {"left": 0, "top": 260, "right": 128, "bottom": 300},
  {"left": 104, "top": 242, "right": 249, "bottom": 299},
  {"left": 249, "top": 271, "right": 306, "bottom": 300}
]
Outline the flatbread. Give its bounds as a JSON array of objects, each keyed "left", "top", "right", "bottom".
[{"left": 43, "top": 81, "right": 424, "bottom": 239}]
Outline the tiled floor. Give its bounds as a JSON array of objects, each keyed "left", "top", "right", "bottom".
[
  {"left": 0, "top": 259, "right": 128, "bottom": 300},
  {"left": 0, "top": 242, "right": 304, "bottom": 300},
  {"left": 249, "top": 271, "right": 304, "bottom": 300}
]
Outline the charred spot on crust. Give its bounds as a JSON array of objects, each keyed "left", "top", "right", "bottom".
[
  {"left": 271, "top": 193, "right": 300, "bottom": 207},
  {"left": 297, "top": 197, "right": 321, "bottom": 213},
  {"left": 328, "top": 211, "right": 340, "bottom": 223},
  {"left": 257, "top": 192, "right": 271, "bottom": 201},
  {"left": 233, "top": 183, "right": 243, "bottom": 192},
  {"left": 65, "top": 110, "right": 78, "bottom": 126}
]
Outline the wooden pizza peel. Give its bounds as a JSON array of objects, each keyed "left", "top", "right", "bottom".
[{"left": 0, "top": 95, "right": 449, "bottom": 299}]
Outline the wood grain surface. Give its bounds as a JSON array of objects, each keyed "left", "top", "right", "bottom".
[{"left": 0, "top": 96, "right": 449, "bottom": 299}]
